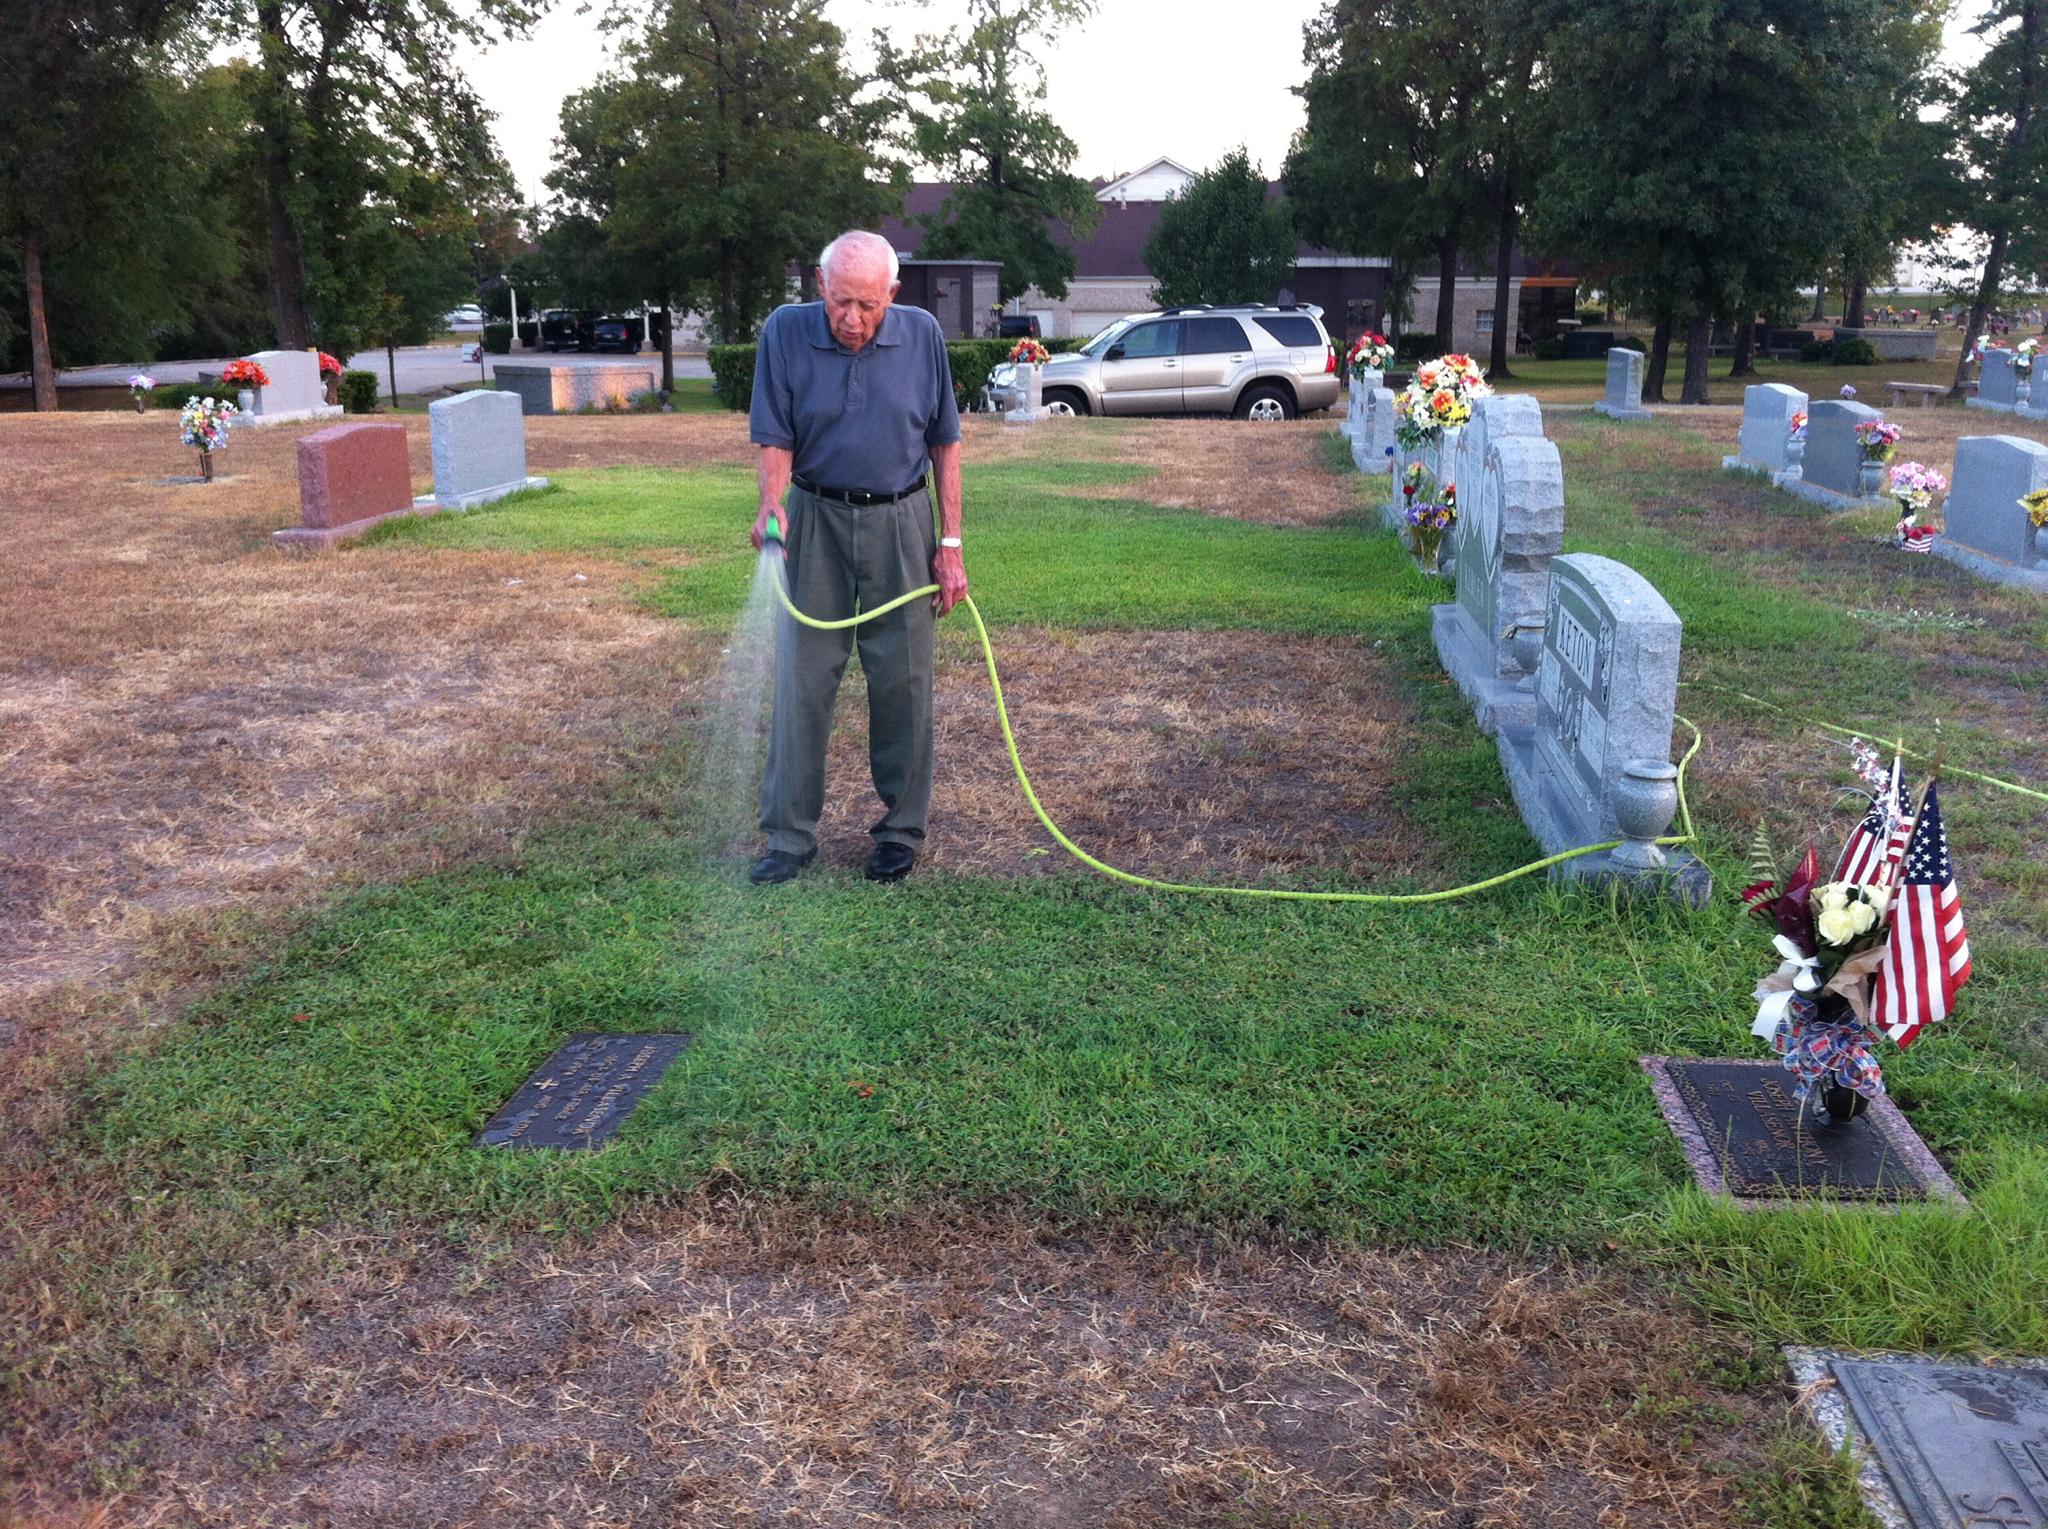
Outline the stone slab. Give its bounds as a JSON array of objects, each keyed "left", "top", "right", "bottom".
[
  {"left": 1497, "top": 553, "right": 1710, "bottom": 902},
  {"left": 429, "top": 388, "right": 548, "bottom": 509},
  {"left": 244, "top": 348, "right": 342, "bottom": 426},
  {"left": 1641, "top": 1058, "right": 1962, "bottom": 1210},
  {"left": 1723, "top": 382, "right": 1807, "bottom": 481},
  {"left": 1791, "top": 398, "right": 1889, "bottom": 508},
  {"left": 493, "top": 362, "right": 657, "bottom": 416},
  {"left": 295, "top": 421, "right": 414, "bottom": 529},
  {"left": 1591, "top": 347, "right": 1651, "bottom": 420},
  {"left": 1936, "top": 435, "right": 2048, "bottom": 591},
  {"left": 1832, "top": 327, "right": 1938, "bottom": 361},
  {"left": 271, "top": 504, "right": 444, "bottom": 551},
  {"left": 475, "top": 1032, "right": 691, "bottom": 1150}
]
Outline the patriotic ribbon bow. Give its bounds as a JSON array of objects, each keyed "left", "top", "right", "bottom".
[
  {"left": 1774, "top": 1014, "right": 1886, "bottom": 1102},
  {"left": 1751, "top": 934, "right": 1822, "bottom": 1040}
]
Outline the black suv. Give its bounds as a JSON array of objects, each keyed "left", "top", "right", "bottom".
[
  {"left": 997, "top": 314, "right": 1041, "bottom": 340},
  {"left": 539, "top": 309, "right": 594, "bottom": 351}
]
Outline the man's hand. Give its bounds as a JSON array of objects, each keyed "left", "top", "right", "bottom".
[
  {"left": 750, "top": 501, "right": 787, "bottom": 551},
  {"left": 932, "top": 543, "right": 968, "bottom": 616}
]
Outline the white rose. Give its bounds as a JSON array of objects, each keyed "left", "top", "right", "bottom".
[
  {"left": 1847, "top": 899, "right": 1879, "bottom": 936},
  {"left": 1816, "top": 905, "right": 1859, "bottom": 945},
  {"left": 1817, "top": 883, "right": 1850, "bottom": 912},
  {"left": 1862, "top": 884, "right": 1890, "bottom": 915}
]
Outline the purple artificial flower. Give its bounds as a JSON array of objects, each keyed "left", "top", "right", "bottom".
[
  {"left": 1384, "top": 446, "right": 1395, "bottom": 457},
  {"left": 1840, "top": 384, "right": 1857, "bottom": 399}
]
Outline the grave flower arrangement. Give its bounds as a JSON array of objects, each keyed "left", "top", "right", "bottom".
[
  {"left": 1888, "top": 461, "right": 1946, "bottom": 552},
  {"left": 177, "top": 395, "right": 237, "bottom": 481},
  {"left": 1346, "top": 332, "right": 1394, "bottom": 377},
  {"left": 317, "top": 351, "right": 343, "bottom": 376},
  {"left": 1007, "top": 338, "right": 1050, "bottom": 366},
  {"left": 1399, "top": 461, "right": 1456, "bottom": 572},
  {"left": 1740, "top": 742, "right": 1971, "bottom": 1124},
  {"left": 1393, "top": 353, "right": 1490, "bottom": 448},
  {"left": 2022, "top": 488, "right": 2048, "bottom": 529},
  {"left": 2015, "top": 337, "right": 2041, "bottom": 373},
  {"left": 127, "top": 373, "right": 155, "bottom": 412},
  {"left": 1787, "top": 409, "right": 1807, "bottom": 440},
  {"left": 1854, "top": 418, "right": 1901, "bottom": 462},
  {"left": 220, "top": 358, "right": 271, "bottom": 388}
]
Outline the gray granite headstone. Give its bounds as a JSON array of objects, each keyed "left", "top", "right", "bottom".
[
  {"left": 1496, "top": 554, "right": 1710, "bottom": 902},
  {"left": 1831, "top": 1357, "right": 2048, "bottom": 1529},
  {"left": 1591, "top": 348, "right": 1651, "bottom": 420},
  {"left": 1430, "top": 430, "right": 1563, "bottom": 734},
  {"left": 1785, "top": 398, "right": 1887, "bottom": 509},
  {"left": 1830, "top": 327, "right": 1937, "bottom": 361},
  {"left": 1933, "top": 434, "right": 2048, "bottom": 594},
  {"left": 1352, "top": 383, "right": 1396, "bottom": 474},
  {"left": 1969, "top": 349, "right": 2023, "bottom": 414},
  {"left": 1722, "top": 383, "right": 1807, "bottom": 483},
  {"left": 244, "top": 349, "right": 341, "bottom": 427},
  {"left": 429, "top": 389, "right": 548, "bottom": 510},
  {"left": 493, "top": 362, "right": 657, "bottom": 416}
]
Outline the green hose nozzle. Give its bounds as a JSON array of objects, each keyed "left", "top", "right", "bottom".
[{"left": 762, "top": 516, "right": 784, "bottom": 546}]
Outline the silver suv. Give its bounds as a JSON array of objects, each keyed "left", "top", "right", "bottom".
[{"left": 987, "top": 304, "right": 1341, "bottom": 420}]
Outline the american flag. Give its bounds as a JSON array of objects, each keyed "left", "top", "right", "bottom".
[
  {"left": 1834, "top": 754, "right": 1910, "bottom": 888},
  {"left": 1871, "top": 781, "right": 1971, "bottom": 1048}
]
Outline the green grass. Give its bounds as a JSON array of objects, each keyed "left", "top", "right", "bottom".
[{"left": 60, "top": 422, "right": 2048, "bottom": 1358}]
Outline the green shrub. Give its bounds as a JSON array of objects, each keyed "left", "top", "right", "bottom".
[
  {"left": 151, "top": 382, "right": 206, "bottom": 409},
  {"left": 1535, "top": 338, "right": 1566, "bottom": 361},
  {"left": 516, "top": 320, "right": 538, "bottom": 349},
  {"left": 1614, "top": 334, "right": 1647, "bottom": 353},
  {"left": 483, "top": 323, "right": 513, "bottom": 355},
  {"left": 338, "top": 369, "right": 381, "bottom": 414},
  {"left": 1395, "top": 332, "right": 1437, "bottom": 361},
  {"left": 1576, "top": 305, "right": 1607, "bottom": 325},
  {"left": 707, "top": 344, "right": 757, "bottom": 411},
  {"left": 1833, "top": 337, "right": 1879, "bottom": 366},
  {"left": 630, "top": 389, "right": 664, "bottom": 413},
  {"left": 1799, "top": 338, "right": 1835, "bottom": 362}
]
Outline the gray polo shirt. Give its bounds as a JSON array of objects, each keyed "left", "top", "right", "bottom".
[{"left": 749, "top": 301, "right": 961, "bottom": 493}]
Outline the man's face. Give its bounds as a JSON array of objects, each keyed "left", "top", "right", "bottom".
[{"left": 820, "top": 258, "right": 898, "bottom": 351}]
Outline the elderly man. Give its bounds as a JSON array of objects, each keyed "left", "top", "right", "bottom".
[{"left": 746, "top": 230, "right": 969, "bottom": 885}]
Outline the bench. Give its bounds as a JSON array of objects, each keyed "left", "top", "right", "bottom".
[{"left": 1887, "top": 381, "right": 1948, "bottom": 408}]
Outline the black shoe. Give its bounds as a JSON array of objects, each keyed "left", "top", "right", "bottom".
[
  {"left": 864, "top": 842, "right": 917, "bottom": 883},
  {"left": 749, "top": 847, "right": 815, "bottom": 885}
]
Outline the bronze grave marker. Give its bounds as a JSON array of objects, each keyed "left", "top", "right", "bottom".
[{"left": 475, "top": 1032, "right": 690, "bottom": 1150}]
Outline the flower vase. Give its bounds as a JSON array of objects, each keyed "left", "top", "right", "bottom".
[
  {"left": 198, "top": 448, "right": 214, "bottom": 483},
  {"left": 2026, "top": 519, "right": 2043, "bottom": 571},
  {"left": 133, "top": 395, "right": 147, "bottom": 415},
  {"left": 1858, "top": 458, "right": 1884, "bottom": 498},
  {"left": 237, "top": 388, "right": 255, "bottom": 417},
  {"left": 1785, "top": 435, "right": 1805, "bottom": 478},
  {"left": 325, "top": 376, "right": 340, "bottom": 407},
  {"left": 1807, "top": 994, "right": 1872, "bottom": 1129},
  {"left": 2019, "top": 375, "right": 2033, "bottom": 412}
]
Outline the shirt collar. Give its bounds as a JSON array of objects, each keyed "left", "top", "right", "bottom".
[{"left": 810, "top": 302, "right": 906, "bottom": 352}]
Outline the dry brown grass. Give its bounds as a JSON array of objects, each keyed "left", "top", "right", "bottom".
[
  {"left": 10, "top": 1202, "right": 1776, "bottom": 1528},
  {"left": 1071, "top": 417, "right": 1358, "bottom": 527}
]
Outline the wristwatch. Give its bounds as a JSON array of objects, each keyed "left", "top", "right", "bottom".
[{"left": 939, "top": 536, "right": 962, "bottom": 549}]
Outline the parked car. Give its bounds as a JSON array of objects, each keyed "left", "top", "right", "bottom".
[
  {"left": 539, "top": 308, "right": 595, "bottom": 351},
  {"left": 590, "top": 316, "right": 644, "bottom": 354},
  {"left": 986, "top": 304, "right": 1340, "bottom": 419},
  {"left": 997, "top": 314, "right": 1041, "bottom": 340},
  {"left": 444, "top": 303, "right": 485, "bottom": 328}
]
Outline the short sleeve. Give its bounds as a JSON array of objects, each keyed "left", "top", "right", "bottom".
[
  {"left": 748, "top": 309, "right": 795, "bottom": 450},
  {"left": 925, "top": 321, "right": 961, "bottom": 447}
]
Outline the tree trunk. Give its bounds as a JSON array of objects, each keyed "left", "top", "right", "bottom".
[
  {"left": 22, "top": 225, "right": 58, "bottom": 413},
  {"left": 1952, "top": 0, "right": 2040, "bottom": 397},
  {"left": 1729, "top": 312, "right": 1757, "bottom": 378},
  {"left": 256, "top": 0, "right": 311, "bottom": 349},
  {"left": 719, "top": 255, "right": 735, "bottom": 345},
  {"left": 1604, "top": 290, "right": 1615, "bottom": 323},
  {"left": 1808, "top": 283, "right": 1828, "bottom": 323},
  {"left": 1644, "top": 309, "right": 1674, "bottom": 403},
  {"left": 386, "top": 343, "right": 399, "bottom": 408},
  {"left": 1680, "top": 311, "right": 1713, "bottom": 404},
  {"left": 1487, "top": 199, "right": 1516, "bottom": 381},
  {"left": 1844, "top": 271, "right": 1868, "bottom": 332},
  {"left": 1434, "top": 236, "right": 1458, "bottom": 352},
  {"left": 660, "top": 306, "right": 675, "bottom": 395}
]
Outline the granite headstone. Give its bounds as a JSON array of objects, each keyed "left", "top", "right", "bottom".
[
  {"left": 1430, "top": 428, "right": 1564, "bottom": 734},
  {"left": 1352, "top": 383, "right": 1396, "bottom": 474},
  {"left": 274, "top": 421, "right": 432, "bottom": 550},
  {"left": 1968, "top": 348, "right": 2024, "bottom": 413},
  {"left": 1784, "top": 398, "right": 1887, "bottom": 508},
  {"left": 1933, "top": 434, "right": 2048, "bottom": 593},
  {"left": 244, "top": 349, "right": 341, "bottom": 427},
  {"left": 1722, "top": 383, "right": 1808, "bottom": 483},
  {"left": 1591, "top": 347, "right": 1651, "bottom": 421},
  {"left": 1496, "top": 553, "right": 1710, "bottom": 902},
  {"left": 494, "top": 362, "right": 657, "bottom": 416},
  {"left": 430, "top": 389, "right": 548, "bottom": 510}
]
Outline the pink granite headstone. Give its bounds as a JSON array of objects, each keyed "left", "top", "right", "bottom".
[{"left": 274, "top": 422, "right": 434, "bottom": 549}]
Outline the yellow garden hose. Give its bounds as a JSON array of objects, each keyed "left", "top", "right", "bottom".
[{"left": 764, "top": 557, "right": 1703, "bottom": 903}]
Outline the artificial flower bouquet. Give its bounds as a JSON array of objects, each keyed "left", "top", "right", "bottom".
[
  {"left": 127, "top": 373, "right": 155, "bottom": 412},
  {"left": 1889, "top": 461, "right": 1946, "bottom": 552},
  {"left": 1393, "top": 354, "right": 1490, "bottom": 448},
  {"left": 1398, "top": 461, "right": 1456, "bottom": 569},
  {"left": 2022, "top": 488, "right": 2048, "bottom": 529},
  {"left": 178, "top": 396, "right": 238, "bottom": 479},
  {"left": 1741, "top": 742, "right": 1970, "bottom": 1119},
  {"left": 1007, "top": 338, "right": 1050, "bottom": 367},
  {"left": 2016, "top": 337, "right": 2040, "bottom": 373},
  {"left": 220, "top": 358, "right": 271, "bottom": 389},
  {"left": 1854, "top": 418, "right": 1901, "bottom": 462},
  {"left": 1346, "top": 332, "right": 1394, "bottom": 376},
  {"left": 1787, "top": 409, "right": 1807, "bottom": 440},
  {"left": 317, "top": 351, "right": 344, "bottom": 376}
]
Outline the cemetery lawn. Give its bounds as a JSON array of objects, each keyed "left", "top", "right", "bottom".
[{"left": 6, "top": 405, "right": 2048, "bottom": 1523}]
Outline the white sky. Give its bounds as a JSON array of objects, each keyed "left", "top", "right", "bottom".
[{"left": 464, "top": 0, "right": 1998, "bottom": 210}]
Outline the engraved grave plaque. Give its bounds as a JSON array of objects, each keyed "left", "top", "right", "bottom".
[
  {"left": 1664, "top": 1060, "right": 1928, "bottom": 1201},
  {"left": 476, "top": 1032, "right": 690, "bottom": 1150},
  {"left": 1833, "top": 1358, "right": 2048, "bottom": 1528}
]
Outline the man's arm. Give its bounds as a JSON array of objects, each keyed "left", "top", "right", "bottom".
[
  {"left": 753, "top": 445, "right": 793, "bottom": 548},
  {"left": 928, "top": 439, "right": 967, "bottom": 615}
]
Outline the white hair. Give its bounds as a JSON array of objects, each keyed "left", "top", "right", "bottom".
[{"left": 818, "top": 230, "right": 899, "bottom": 285}]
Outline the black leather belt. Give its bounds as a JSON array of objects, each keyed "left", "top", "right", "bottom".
[{"left": 792, "top": 474, "right": 927, "bottom": 506}]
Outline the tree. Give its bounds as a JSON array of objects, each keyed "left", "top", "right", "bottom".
[
  {"left": 1285, "top": 0, "right": 1494, "bottom": 349},
  {"left": 1142, "top": 149, "right": 1297, "bottom": 308},
  {"left": 890, "top": 0, "right": 1101, "bottom": 303},
  {"left": 1468, "top": 0, "right": 1556, "bottom": 379},
  {"left": 1947, "top": 0, "right": 2048, "bottom": 396},
  {"left": 1535, "top": 0, "right": 1896, "bottom": 404}
]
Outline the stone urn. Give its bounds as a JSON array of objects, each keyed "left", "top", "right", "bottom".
[
  {"left": 325, "top": 374, "right": 341, "bottom": 406},
  {"left": 237, "top": 387, "right": 255, "bottom": 416},
  {"left": 1858, "top": 457, "right": 1885, "bottom": 498},
  {"left": 1610, "top": 759, "right": 1679, "bottom": 871},
  {"left": 1785, "top": 434, "right": 1806, "bottom": 477},
  {"left": 2019, "top": 373, "right": 2033, "bottom": 412}
]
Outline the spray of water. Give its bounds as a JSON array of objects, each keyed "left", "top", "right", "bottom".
[{"left": 691, "top": 548, "right": 783, "bottom": 860}]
